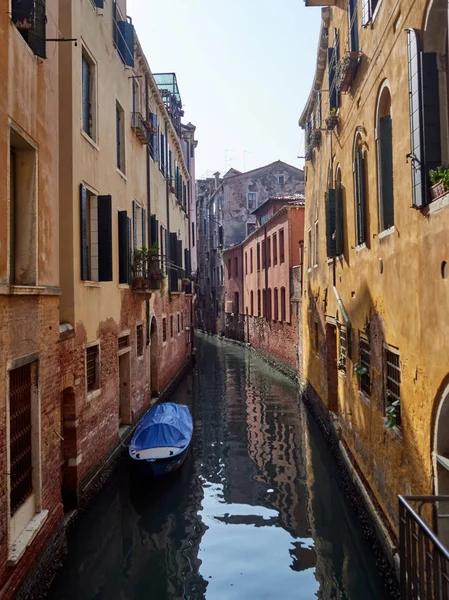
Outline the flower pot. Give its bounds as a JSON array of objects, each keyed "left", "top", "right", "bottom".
[
  {"left": 431, "top": 181, "right": 446, "bottom": 200},
  {"left": 142, "top": 278, "right": 151, "bottom": 289},
  {"left": 325, "top": 115, "right": 340, "bottom": 130},
  {"left": 132, "top": 277, "right": 143, "bottom": 289}
]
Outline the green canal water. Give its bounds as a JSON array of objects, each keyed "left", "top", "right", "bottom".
[{"left": 47, "top": 334, "right": 396, "bottom": 599}]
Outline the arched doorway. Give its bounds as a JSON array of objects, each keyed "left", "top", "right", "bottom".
[
  {"left": 150, "top": 317, "right": 159, "bottom": 397},
  {"left": 433, "top": 380, "right": 449, "bottom": 545}
]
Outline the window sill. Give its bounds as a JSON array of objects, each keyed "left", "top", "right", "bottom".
[
  {"left": 84, "top": 281, "right": 101, "bottom": 288},
  {"left": 385, "top": 424, "right": 402, "bottom": 444},
  {"left": 81, "top": 130, "right": 99, "bottom": 151},
  {"left": 87, "top": 388, "right": 101, "bottom": 401},
  {"left": 358, "top": 390, "right": 371, "bottom": 407},
  {"left": 355, "top": 243, "right": 367, "bottom": 252},
  {"left": 118, "top": 284, "right": 130, "bottom": 289},
  {"left": 137, "top": 354, "right": 144, "bottom": 361},
  {"left": 1, "top": 285, "right": 62, "bottom": 296},
  {"left": 378, "top": 226, "right": 395, "bottom": 240},
  {"left": 116, "top": 168, "right": 127, "bottom": 181},
  {"left": 118, "top": 346, "right": 131, "bottom": 356},
  {"left": 426, "top": 192, "right": 449, "bottom": 215},
  {"left": 8, "top": 510, "right": 48, "bottom": 566}
]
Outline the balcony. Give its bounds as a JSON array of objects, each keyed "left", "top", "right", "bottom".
[
  {"left": 337, "top": 51, "right": 362, "bottom": 94},
  {"left": 399, "top": 495, "right": 449, "bottom": 599},
  {"left": 153, "top": 73, "right": 184, "bottom": 137},
  {"left": 304, "top": 0, "right": 336, "bottom": 5},
  {"left": 131, "top": 112, "right": 151, "bottom": 145}
]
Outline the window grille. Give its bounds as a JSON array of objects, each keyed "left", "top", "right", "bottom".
[
  {"left": 9, "top": 364, "right": 33, "bottom": 515},
  {"left": 170, "top": 315, "right": 174, "bottom": 337},
  {"left": 162, "top": 318, "right": 167, "bottom": 342},
  {"left": 118, "top": 335, "right": 129, "bottom": 350},
  {"left": 86, "top": 346, "right": 98, "bottom": 392},
  {"left": 339, "top": 326, "right": 347, "bottom": 372},
  {"left": 385, "top": 346, "right": 401, "bottom": 426},
  {"left": 359, "top": 335, "right": 371, "bottom": 396},
  {"left": 136, "top": 325, "right": 143, "bottom": 356}
]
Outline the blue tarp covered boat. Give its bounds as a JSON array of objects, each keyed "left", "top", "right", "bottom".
[{"left": 129, "top": 403, "right": 193, "bottom": 477}]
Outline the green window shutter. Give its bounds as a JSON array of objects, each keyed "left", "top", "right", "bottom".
[
  {"left": 325, "top": 189, "right": 337, "bottom": 257},
  {"left": 335, "top": 182, "right": 344, "bottom": 256},
  {"left": 355, "top": 148, "right": 366, "bottom": 245},
  {"left": 407, "top": 29, "right": 425, "bottom": 208},
  {"left": 379, "top": 115, "right": 394, "bottom": 229},
  {"left": 118, "top": 210, "right": 130, "bottom": 284},
  {"left": 98, "top": 195, "right": 113, "bottom": 281},
  {"left": 80, "top": 184, "right": 88, "bottom": 280}
]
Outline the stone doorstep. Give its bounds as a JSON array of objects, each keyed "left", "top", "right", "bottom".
[{"left": 7, "top": 510, "right": 49, "bottom": 567}]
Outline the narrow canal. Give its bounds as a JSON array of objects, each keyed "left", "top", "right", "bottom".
[{"left": 48, "top": 334, "right": 395, "bottom": 600}]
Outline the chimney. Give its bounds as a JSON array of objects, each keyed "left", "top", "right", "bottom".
[{"left": 214, "top": 171, "right": 220, "bottom": 191}]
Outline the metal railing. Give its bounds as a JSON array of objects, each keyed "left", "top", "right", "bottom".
[
  {"left": 131, "top": 111, "right": 151, "bottom": 145},
  {"left": 399, "top": 495, "right": 449, "bottom": 599}
]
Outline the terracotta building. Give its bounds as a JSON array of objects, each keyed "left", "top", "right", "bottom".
[
  {"left": 58, "top": 0, "right": 194, "bottom": 509},
  {"left": 197, "top": 161, "right": 304, "bottom": 334},
  {"left": 300, "top": 0, "right": 449, "bottom": 579},
  {"left": 0, "top": 1, "right": 64, "bottom": 598},
  {"left": 223, "top": 196, "right": 305, "bottom": 375}
]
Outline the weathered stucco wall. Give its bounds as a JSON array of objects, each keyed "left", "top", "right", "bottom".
[{"left": 301, "top": 0, "right": 449, "bottom": 534}]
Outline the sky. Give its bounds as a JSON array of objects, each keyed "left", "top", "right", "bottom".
[{"left": 127, "top": 0, "right": 321, "bottom": 179}]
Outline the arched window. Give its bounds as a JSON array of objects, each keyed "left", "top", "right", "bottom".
[
  {"left": 280, "top": 287, "right": 286, "bottom": 322},
  {"left": 250, "top": 290, "right": 254, "bottom": 316},
  {"left": 274, "top": 288, "right": 279, "bottom": 321},
  {"left": 353, "top": 132, "right": 367, "bottom": 246},
  {"left": 376, "top": 82, "right": 394, "bottom": 231}
]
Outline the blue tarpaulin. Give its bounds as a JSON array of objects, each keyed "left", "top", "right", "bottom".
[{"left": 130, "top": 403, "right": 193, "bottom": 451}]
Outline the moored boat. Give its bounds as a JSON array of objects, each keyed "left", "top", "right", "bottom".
[{"left": 129, "top": 402, "right": 193, "bottom": 477}]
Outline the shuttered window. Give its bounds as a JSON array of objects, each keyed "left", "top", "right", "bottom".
[
  {"left": 280, "top": 287, "right": 286, "bottom": 322},
  {"left": 257, "top": 290, "right": 261, "bottom": 317},
  {"left": 354, "top": 145, "right": 367, "bottom": 245},
  {"left": 80, "top": 187, "right": 112, "bottom": 282},
  {"left": 82, "top": 55, "right": 92, "bottom": 137},
  {"left": 362, "top": 0, "right": 379, "bottom": 27},
  {"left": 325, "top": 189, "right": 337, "bottom": 257},
  {"left": 379, "top": 114, "right": 394, "bottom": 230},
  {"left": 335, "top": 182, "right": 344, "bottom": 256},
  {"left": 116, "top": 102, "right": 125, "bottom": 172},
  {"left": 98, "top": 195, "right": 113, "bottom": 281},
  {"left": 118, "top": 210, "right": 131, "bottom": 284},
  {"left": 149, "top": 113, "right": 158, "bottom": 161},
  {"left": 328, "top": 31, "right": 339, "bottom": 112},
  {"left": 348, "top": 0, "right": 359, "bottom": 52},
  {"left": 407, "top": 29, "right": 424, "bottom": 208}
]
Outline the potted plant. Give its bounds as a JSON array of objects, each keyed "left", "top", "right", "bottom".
[
  {"left": 354, "top": 361, "right": 368, "bottom": 378},
  {"left": 385, "top": 399, "right": 401, "bottom": 428},
  {"left": 429, "top": 165, "right": 449, "bottom": 200},
  {"left": 326, "top": 108, "right": 340, "bottom": 130},
  {"left": 338, "top": 51, "right": 361, "bottom": 93},
  {"left": 131, "top": 248, "right": 145, "bottom": 289}
]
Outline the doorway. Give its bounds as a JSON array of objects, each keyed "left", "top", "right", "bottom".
[
  {"left": 119, "top": 352, "right": 131, "bottom": 425},
  {"left": 434, "top": 381, "right": 449, "bottom": 545},
  {"left": 150, "top": 317, "right": 158, "bottom": 397},
  {"left": 326, "top": 321, "right": 338, "bottom": 413}
]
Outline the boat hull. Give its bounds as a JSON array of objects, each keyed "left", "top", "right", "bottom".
[{"left": 130, "top": 446, "right": 189, "bottom": 478}]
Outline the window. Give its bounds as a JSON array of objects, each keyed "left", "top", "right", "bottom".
[
  {"left": 250, "top": 248, "right": 253, "bottom": 273},
  {"left": 162, "top": 317, "right": 167, "bottom": 342},
  {"left": 9, "top": 363, "right": 34, "bottom": 516},
  {"left": 348, "top": 0, "right": 359, "bottom": 52},
  {"left": 362, "top": 0, "right": 380, "bottom": 26},
  {"left": 116, "top": 101, "right": 125, "bottom": 173},
  {"left": 376, "top": 83, "right": 394, "bottom": 231},
  {"left": 257, "top": 290, "right": 261, "bottom": 316},
  {"left": 181, "top": 313, "right": 184, "bottom": 330},
  {"left": 308, "top": 228, "right": 312, "bottom": 269},
  {"left": 313, "top": 221, "right": 319, "bottom": 267},
  {"left": 80, "top": 187, "right": 113, "bottom": 282},
  {"left": 228, "top": 259, "right": 231, "bottom": 280},
  {"left": 354, "top": 135, "right": 367, "bottom": 245},
  {"left": 245, "top": 252, "right": 248, "bottom": 275},
  {"left": 133, "top": 201, "right": 144, "bottom": 252},
  {"left": 160, "top": 132, "right": 166, "bottom": 176},
  {"left": 86, "top": 344, "right": 100, "bottom": 392},
  {"left": 273, "top": 233, "right": 278, "bottom": 265},
  {"left": 12, "top": 0, "right": 46, "bottom": 58},
  {"left": 274, "top": 288, "right": 279, "bottom": 320},
  {"left": 261, "top": 214, "right": 269, "bottom": 226},
  {"left": 267, "top": 237, "right": 271, "bottom": 268},
  {"left": 113, "top": 1, "right": 134, "bottom": 67},
  {"left": 247, "top": 192, "right": 257, "bottom": 210},
  {"left": 262, "top": 289, "right": 267, "bottom": 318},
  {"left": 235, "top": 256, "right": 238, "bottom": 277},
  {"left": 339, "top": 326, "right": 347, "bottom": 373},
  {"left": 118, "top": 334, "right": 129, "bottom": 350},
  {"left": 384, "top": 345, "right": 401, "bottom": 426},
  {"left": 250, "top": 290, "right": 254, "bottom": 316},
  {"left": 234, "top": 291, "right": 239, "bottom": 314},
  {"left": 170, "top": 315, "right": 174, "bottom": 338},
  {"left": 136, "top": 325, "right": 144, "bottom": 356},
  {"left": 312, "top": 318, "right": 319, "bottom": 352},
  {"left": 118, "top": 211, "right": 131, "bottom": 284},
  {"left": 192, "top": 222, "right": 195, "bottom": 247},
  {"left": 221, "top": 266, "right": 224, "bottom": 284},
  {"left": 9, "top": 128, "right": 37, "bottom": 286},
  {"left": 280, "top": 287, "right": 286, "bottom": 322},
  {"left": 278, "top": 174, "right": 285, "bottom": 186},
  {"left": 359, "top": 334, "right": 371, "bottom": 397},
  {"left": 82, "top": 50, "right": 96, "bottom": 141},
  {"left": 177, "top": 313, "right": 180, "bottom": 333},
  {"left": 257, "top": 243, "right": 261, "bottom": 271},
  {"left": 262, "top": 241, "right": 266, "bottom": 270},
  {"left": 267, "top": 288, "right": 272, "bottom": 320},
  {"left": 328, "top": 29, "right": 340, "bottom": 112},
  {"left": 279, "top": 228, "right": 285, "bottom": 263}
]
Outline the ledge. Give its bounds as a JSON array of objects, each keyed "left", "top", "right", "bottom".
[
  {"left": 0, "top": 284, "right": 62, "bottom": 296},
  {"left": 355, "top": 243, "right": 367, "bottom": 253},
  {"left": 426, "top": 192, "right": 449, "bottom": 215},
  {"left": 378, "top": 226, "right": 395, "bottom": 241},
  {"left": 81, "top": 130, "right": 99, "bottom": 151},
  {"left": 8, "top": 510, "right": 48, "bottom": 566},
  {"left": 84, "top": 281, "right": 101, "bottom": 288}
]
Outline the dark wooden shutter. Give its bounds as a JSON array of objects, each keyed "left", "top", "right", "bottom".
[
  {"left": 98, "top": 195, "right": 113, "bottom": 281},
  {"left": 184, "top": 249, "right": 191, "bottom": 277},
  {"left": 379, "top": 115, "right": 394, "bottom": 229},
  {"left": 325, "top": 189, "right": 337, "bottom": 257},
  {"left": 118, "top": 210, "right": 129, "bottom": 284},
  {"left": 80, "top": 184, "right": 88, "bottom": 280},
  {"left": 355, "top": 148, "right": 367, "bottom": 245},
  {"left": 422, "top": 52, "right": 442, "bottom": 201},
  {"left": 328, "top": 48, "right": 337, "bottom": 111},
  {"left": 362, "top": 0, "right": 370, "bottom": 27},
  {"left": 117, "top": 19, "right": 135, "bottom": 67},
  {"left": 335, "top": 183, "right": 344, "bottom": 256},
  {"left": 142, "top": 208, "right": 146, "bottom": 247},
  {"left": 407, "top": 29, "right": 425, "bottom": 208},
  {"left": 127, "top": 217, "right": 132, "bottom": 282},
  {"left": 150, "top": 215, "right": 159, "bottom": 246},
  {"left": 132, "top": 200, "right": 137, "bottom": 251}
]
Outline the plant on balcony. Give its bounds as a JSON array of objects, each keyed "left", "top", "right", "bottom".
[
  {"left": 385, "top": 399, "right": 400, "bottom": 428},
  {"left": 131, "top": 248, "right": 145, "bottom": 288},
  {"left": 325, "top": 108, "right": 340, "bottom": 131},
  {"left": 353, "top": 361, "right": 368, "bottom": 378},
  {"left": 311, "top": 129, "right": 322, "bottom": 148},
  {"left": 429, "top": 165, "right": 449, "bottom": 200},
  {"left": 337, "top": 51, "right": 361, "bottom": 93}
]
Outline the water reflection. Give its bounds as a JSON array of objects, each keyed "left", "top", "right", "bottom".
[{"left": 48, "top": 334, "right": 392, "bottom": 600}]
